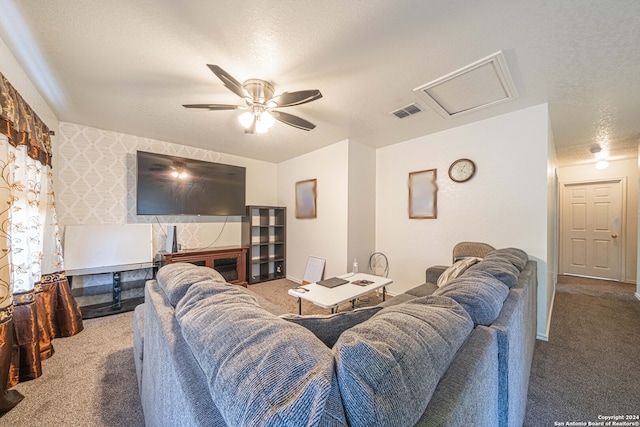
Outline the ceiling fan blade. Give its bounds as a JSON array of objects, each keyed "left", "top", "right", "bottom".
[
  {"left": 273, "top": 90, "right": 322, "bottom": 107},
  {"left": 271, "top": 110, "right": 316, "bottom": 131},
  {"left": 207, "top": 64, "right": 247, "bottom": 99},
  {"left": 182, "top": 104, "right": 241, "bottom": 110}
]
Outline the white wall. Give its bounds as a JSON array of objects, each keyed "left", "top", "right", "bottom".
[
  {"left": 347, "top": 141, "right": 376, "bottom": 273},
  {"left": 557, "top": 158, "right": 638, "bottom": 284},
  {"left": 376, "top": 104, "right": 551, "bottom": 337},
  {"left": 278, "top": 140, "right": 350, "bottom": 281},
  {"left": 545, "top": 117, "right": 558, "bottom": 340}
]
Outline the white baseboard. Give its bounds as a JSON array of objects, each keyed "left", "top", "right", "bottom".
[
  {"left": 635, "top": 292, "right": 640, "bottom": 301},
  {"left": 536, "top": 332, "right": 549, "bottom": 341},
  {"left": 286, "top": 275, "right": 302, "bottom": 284}
]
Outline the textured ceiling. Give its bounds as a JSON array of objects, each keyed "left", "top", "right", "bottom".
[{"left": 1, "top": 0, "right": 639, "bottom": 164}]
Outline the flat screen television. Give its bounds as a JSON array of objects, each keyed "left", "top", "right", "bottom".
[{"left": 136, "top": 151, "right": 246, "bottom": 216}]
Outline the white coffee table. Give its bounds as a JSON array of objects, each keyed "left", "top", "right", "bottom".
[{"left": 288, "top": 272, "right": 392, "bottom": 315}]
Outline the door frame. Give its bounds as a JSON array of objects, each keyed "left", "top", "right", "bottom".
[{"left": 558, "top": 177, "right": 627, "bottom": 281}]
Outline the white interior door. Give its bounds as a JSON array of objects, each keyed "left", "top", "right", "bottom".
[{"left": 561, "top": 180, "right": 623, "bottom": 281}]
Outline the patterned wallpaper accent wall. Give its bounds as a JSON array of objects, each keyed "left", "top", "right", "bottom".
[{"left": 55, "top": 122, "right": 253, "bottom": 287}]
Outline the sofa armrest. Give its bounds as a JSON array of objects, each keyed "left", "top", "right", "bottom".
[
  {"left": 417, "top": 326, "right": 499, "bottom": 426},
  {"left": 426, "top": 265, "right": 448, "bottom": 284}
]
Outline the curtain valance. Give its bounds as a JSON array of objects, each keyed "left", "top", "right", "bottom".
[{"left": 0, "top": 72, "right": 52, "bottom": 167}]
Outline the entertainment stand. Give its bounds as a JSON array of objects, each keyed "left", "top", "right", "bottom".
[
  {"left": 67, "top": 262, "right": 154, "bottom": 319},
  {"left": 161, "top": 246, "right": 248, "bottom": 287}
]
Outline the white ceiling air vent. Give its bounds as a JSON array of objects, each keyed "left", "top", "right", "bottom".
[
  {"left": 390, "top": 102, "right": 424, "bottom": 119},
  {"left": 413, "top": 51, "right": 518, "bottom": 119}
]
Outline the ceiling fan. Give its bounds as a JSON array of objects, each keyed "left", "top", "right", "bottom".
[{"left": 183, "top": 65, "right": 322, "bottom": 134}]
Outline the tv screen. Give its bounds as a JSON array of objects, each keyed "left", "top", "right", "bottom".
[{"left": 136, "top": 151, "right": 246, "bottom": 216}]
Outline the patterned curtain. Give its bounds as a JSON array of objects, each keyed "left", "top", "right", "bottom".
[{"left": 0, "top": 72, "right": 83, "bottom": 412}]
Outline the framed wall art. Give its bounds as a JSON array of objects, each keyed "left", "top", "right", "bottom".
[
  {"left": 408, "top": 169, "right": 437, "bottom": 219},
  {"left": 296, "top": 178, "right": 317, "bottom": 219}
]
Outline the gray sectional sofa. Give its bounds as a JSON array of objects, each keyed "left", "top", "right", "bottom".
[{"left": 133, "top": 244, "right": 537, "bottom": 426}]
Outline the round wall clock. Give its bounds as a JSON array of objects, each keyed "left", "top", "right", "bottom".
[{"left": 448, "top": 158, "right": 476, "bottom": 183}]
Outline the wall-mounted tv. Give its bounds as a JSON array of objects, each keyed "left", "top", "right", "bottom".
[{"left": 136, "top": 151, "right": 246, "bottom": 216}]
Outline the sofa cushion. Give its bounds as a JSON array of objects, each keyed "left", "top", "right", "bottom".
[
  {"left": 281, "top": 306, "right": 382, "bottom": 348},
  {"left": 466, "top": 258, "right": 519, "bottom": 288},
  {"left": 436, "top": 257, "right": 480, "bottom": 287},
  {"left": 405, "top": 282, "right": 438, "bottom": 298},
  {"left": 175, "top": 280, "right": 347, "bottom": 426},
  {"left": 376, "top": 292, "right": 415, "bottom": 308},
  {"left": 333, "top": 295, "right": 473, "bottom": 427},
  {"left": 156, "top": 262, "right": 226, "bottom": 306},
  {"left": 433, "top": 271, "right": 509, "bottom": 325},
  {"left": 425, "top": 265, "right": 448, "bottom": 284},
  {"left": 485, "top": 248, "right": 528, "bottom": 271}
]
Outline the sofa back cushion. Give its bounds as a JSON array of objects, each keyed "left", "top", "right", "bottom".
[
  {"left": 433, "top": 270, "right": 510, "bottom": 325},
  {"left": 281, "top": 306, "right": 382, "bottom": 348},
  {"left": 175, "top": 280, "right": 347, "bottom": 426},
  {"left": 333, "top": 295, "right": 473, "bottom": 427},
  {"left": 156, "top": 262, "right": 226, "bottom": 306},
  {"left": 484, "top": 248, "right": 528, "bottom": 271},
  {"left": 466, "top": 258, "right": 519, "bottom": 288}
]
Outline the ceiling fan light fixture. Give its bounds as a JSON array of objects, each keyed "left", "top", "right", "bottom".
[
  {"left": 186, "top": 65, "right": 321, "bottom": 133},
  {"left": 255, "top": 121, "right": 269, "bottom": 134},
  {"left": 238, "top": 111, "right": 255, "bottom": 128},
  {"left": 261, "top": 111, "right": 275, "bottom": 128},
  {"left": 255, "top": 112, "right": 275, "bottom": 134}
]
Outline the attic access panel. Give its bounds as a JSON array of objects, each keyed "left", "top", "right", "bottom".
[{"left": 414, "top": 51, "right": 518, "bottom": 119}]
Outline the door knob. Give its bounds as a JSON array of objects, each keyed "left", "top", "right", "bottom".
[{"left": 611, "top": 234, "right": 618, "bottom": 238}]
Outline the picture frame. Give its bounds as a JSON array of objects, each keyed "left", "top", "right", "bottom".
[
  {"left": 296, "top": 178, "right": 317, "bottom": 219},
  {"left": 408, "top": 169, "right": 437, "bottom": 219}
]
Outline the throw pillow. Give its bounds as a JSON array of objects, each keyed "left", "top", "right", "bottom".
[
  {"left": 433, "top": 270, "right": 510, "bottom": 325},
  {"left": 333, "top": 295, "right": 473, "bottom": 427},
  {"left": 436, "top": 257, "right": 480, "bottom": 287},
  {"left": 466, "top": 258, "right": 519, "bottom": 288},
  {"left": 484, "top": 247, "right": 528, "bottom": 271},
  {"left": 156, "top": 262, "right": 226, "bottom": 306},
  {"left": 175, "top": 281, "right": 347, "bottom": 426},
  {"left": 280, "top": 306, "right": 382, "bottom": 348}
]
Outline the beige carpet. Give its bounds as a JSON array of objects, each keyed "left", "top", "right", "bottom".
[
  {"left": 556, "top": 274, "right": 638, "bottom": 298},
  {"left": 524, "top": 275, "right": 640, "bottom": 425},
  {"left": 249, "top": 278, "right": 388, "bottom": 315},
  {"left": 0, "top": 310, "right": 144, "bottom": 427}
]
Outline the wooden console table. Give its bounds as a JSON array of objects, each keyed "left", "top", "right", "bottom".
[{"left": 161, "top": 246, "right": 248, "bottom": 287}]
